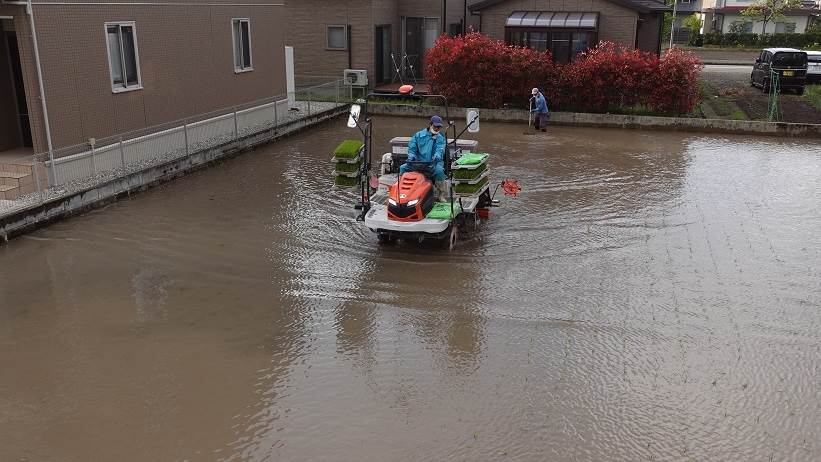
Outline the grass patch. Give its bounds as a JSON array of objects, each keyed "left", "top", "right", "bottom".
[
  {"left": 453, "top": 177, "right": 489, "bottom": 195},
  {"left": 334, "top": 175, "right": 359, "bottom": 187},
  {"left": 334, "top": 139, "right": 364, "bottom": 159},
  {"left": 730, "top": 108, "right": 747, "bottom": 120},
  {"left": 708, "top": 97, "right": 748, "bottom": 120},
  {"left": 805, "top": 85, "right": 821, "bottom": 111},
  {"left": 452, "top": 163, "right": 487, "bottom": 180}
]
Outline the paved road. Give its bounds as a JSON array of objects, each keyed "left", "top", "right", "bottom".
[
  {"left": 703, "top": 64, "right": 750, "bottom": 75},
  {"left": 702, "top": 65, "right": 752, "bottom": 92}
]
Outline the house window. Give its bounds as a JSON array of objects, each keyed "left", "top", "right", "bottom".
[
  {"left": 506, "top": 29, "right": 596, "bottom": 63},
  {"left": 775, "top": 22, "right": 796, "bottom": 33},
  {"left": 232, "top": 18, "right": 252, "bottom": 72},
  {"left": 730, "top": 21, "right": 753, "bottom": 33},
  {"left": 105, "top": 22, "right": 141, "bottom": 92},
  {"left": 327, "top": 25, "right": 347, "bottom": 50}
]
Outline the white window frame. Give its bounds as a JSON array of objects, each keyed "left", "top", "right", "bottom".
[
  {"left": 232, "top": 18, "right": 253, "bottom": 73},
  {"left": 775, "top": 22, "right": 797, "bottom": 33},
  {"left": 326, "top": 25, "right": 348, "bottom": 50},
  {"left": 104, "top": 21, "right": 142, "bottom": 93}
]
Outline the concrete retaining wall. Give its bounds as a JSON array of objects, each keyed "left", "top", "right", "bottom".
[
  {"left": 0, "top": 105, "right": 347, "bottom": 242},
  {"left": 367, "top": 103, "right": 821, "bottom": 138}
]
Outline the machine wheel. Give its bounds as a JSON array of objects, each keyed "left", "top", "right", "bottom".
[
  {"left": 762, "top": 80, "right": 770, "bottom": 93},
  {"left": 377, "top": 232, "right": 394, "bottom": 245},
  {"left": 447, "top": 225, "right": 458, "bottom": 251},
  {"left": 750, "top": 74, "right": 756, "bottom": 87}
]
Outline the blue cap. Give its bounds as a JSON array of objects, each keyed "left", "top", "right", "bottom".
[{"left": 430, "top": 115, "right": 444, "bottom": 127}]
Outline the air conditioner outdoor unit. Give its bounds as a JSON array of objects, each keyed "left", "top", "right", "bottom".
[{"left": 344, "top": 69, "right": 368, "bottom": 87}]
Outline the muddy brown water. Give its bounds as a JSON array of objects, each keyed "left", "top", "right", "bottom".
[{"left": 1, "top": 117, "right": 820, "bottom": 461}]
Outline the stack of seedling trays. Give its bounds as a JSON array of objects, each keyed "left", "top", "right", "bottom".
[
  {"left": 451, "top": 152, "right": 489, "bottom": 196},
  {"left": 332, "top": 139, "right": 364, "bottom": 187}
]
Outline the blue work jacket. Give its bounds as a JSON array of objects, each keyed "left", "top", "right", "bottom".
[
  {"left": 407, "top": 128, "right": 446, "bottom": 165},
  {"left": 532, "top": 93, "right": 549, "bottom": 114}
]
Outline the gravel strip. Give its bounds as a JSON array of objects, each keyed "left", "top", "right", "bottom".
[{"left": 0, "top": 101, "right": 343, "bottom": 218}]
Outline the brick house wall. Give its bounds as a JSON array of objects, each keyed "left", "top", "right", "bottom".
[
  {"left": 636, "top": 12, "right": 663, "bottom": 54},
  {"left": 478, "top": 0, "right": 639, "bottom": 47},
  {"left": 286, "top": 0, "right": 473, "bottom": 86},
  {"left": 3, "top": 2, "right": 286, "bottom": 154},
  {"left": 286, "top": 0, "right": 374, "bottom": 80}
]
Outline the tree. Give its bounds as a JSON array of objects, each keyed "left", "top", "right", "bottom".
[
  {"left": 683, "top": 14, "right": 702, "bottom": 35},
  {"left": 741, "top": 0, "right": 803, "bottom": 34}
]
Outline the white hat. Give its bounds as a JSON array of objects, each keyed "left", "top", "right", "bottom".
[{"left": 531, "top": 88, "right": 539, "bottom": 94}]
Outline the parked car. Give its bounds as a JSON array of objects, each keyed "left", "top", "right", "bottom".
[
  {"left": 750, "top": 48, "right": 808, "bottom": 95},
  {"left": 805, "top": 50, "right": 821, "bottom": 84}
]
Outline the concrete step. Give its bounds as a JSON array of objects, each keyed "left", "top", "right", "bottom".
[
  {"left": 0, "top": 170, "right": 28, "bottom": 179},
  {"left": 0, "top": 183, "right": 17, "bottom": 201},
  {"left": 0, "top": 170, "right": 34, "bottom": 188},
  {"left": 0, "top": 163, "right": 33, "bottom": 175},
  {"left": 0, "top": 180, "right": 36, "bottom": 200}
]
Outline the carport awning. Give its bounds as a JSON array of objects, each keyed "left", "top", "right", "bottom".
[{"left": 506, "top": 11, "right": 599, "bottom": 28}]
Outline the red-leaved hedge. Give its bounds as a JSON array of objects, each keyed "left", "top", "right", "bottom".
[
  {"left": 425, "top": 32, "right": 559, "bottom": 109},
  {"left": 425, "top": 33, "right": 703, "bottom": 115}
]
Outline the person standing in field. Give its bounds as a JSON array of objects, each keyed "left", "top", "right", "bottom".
[{"left": 530, "top": 87, "right": 549, "bottom": 132}]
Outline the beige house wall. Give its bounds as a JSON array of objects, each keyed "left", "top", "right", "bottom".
[
  {"left": 479, "top": 0, "right": 639, "bottom": 48},
  {"left": 286, "top": 0, "right": 473, "bottom": 85},
  {"left": 285, "top": 0, "right": 374, "bottom": 80},
  {"left": 6, "top": 2, "right": 286, "bottom": 153}
]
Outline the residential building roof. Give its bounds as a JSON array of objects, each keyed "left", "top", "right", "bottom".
[{"left": 470, "top": 0, "right": 671, "bottom": 14}]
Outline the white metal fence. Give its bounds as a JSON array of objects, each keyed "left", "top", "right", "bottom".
[{"left": 0, "top": 78, "right": 350, "bottom": 219}]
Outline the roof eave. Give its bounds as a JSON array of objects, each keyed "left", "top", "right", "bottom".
[{"left": 470, "top": 0, "right": 671, "bottom": 14}]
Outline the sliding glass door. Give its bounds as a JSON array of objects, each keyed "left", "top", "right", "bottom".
[{"left": 402, "top": 17, "right": 440, "bottom": 79}]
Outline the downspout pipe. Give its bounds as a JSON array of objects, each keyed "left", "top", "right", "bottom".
[
  {"left": 443, "top": 0, "right": 447, "bottom": 33},
  {"left": 463, "top": 0, "right": 467, "bottom": 34},
  {"left": 25, "top": 0, "right": 55, "bottom": 177}
]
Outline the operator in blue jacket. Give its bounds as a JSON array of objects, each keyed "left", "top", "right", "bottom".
[
  {"left": 530, "top": 87, "right": 549, "bottom": 132},
  {"left": 401, "top": 115, "right": 447, "bottom": 198}
]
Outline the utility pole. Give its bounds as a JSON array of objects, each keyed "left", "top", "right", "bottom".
[{"left": 669, "top": 0, "right": 678, "bottom": 48}]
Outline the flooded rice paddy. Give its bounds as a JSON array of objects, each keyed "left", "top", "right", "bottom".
[{"left": 1, "top": 117, "right": 820, "bottom": 461}]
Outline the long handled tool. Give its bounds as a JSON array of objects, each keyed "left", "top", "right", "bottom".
[{"left": 524, "top": 97, "right": 536, "bottom": 135}]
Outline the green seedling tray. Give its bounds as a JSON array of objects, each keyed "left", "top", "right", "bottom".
[
  {"left": 452, "top": 169, "right": 488, "bottom": 185},
  {"left": 427, "top": 202, "right": 463, "bottom": 220},
  {"left": 334, "top": 140, "right": 364, "bottom": 159},
  {"left": 453, "top": 177, "right": 489, "bottom": 195},
  {"left": 332, "top": 153, "right": 362, "bottom": 164},
  {"left": 452, "top": 163, "right": 487, "bottom": 179},
  {"left": 334, "top": 175, "right": 359, "bottom": 187},
  {"left": 334, "top": 160, "right": 362, "bottom": 174},
  {"left": 453, "top": 152, "right": 489, "bottom": 168}
]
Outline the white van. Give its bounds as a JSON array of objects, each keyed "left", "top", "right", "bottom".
[{"left": 806, "top": 51, "right": 821, "bottom": 84}]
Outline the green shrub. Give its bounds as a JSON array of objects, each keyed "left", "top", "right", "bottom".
[
  {"left": 701, "top": 31, "right": 821, "bottom": 48},
  {"left": 806, "top": 85, "right": 821, "bottom": 110},
  {"left": 334, "top": 139, "right": 364, "bottom": 159}
]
